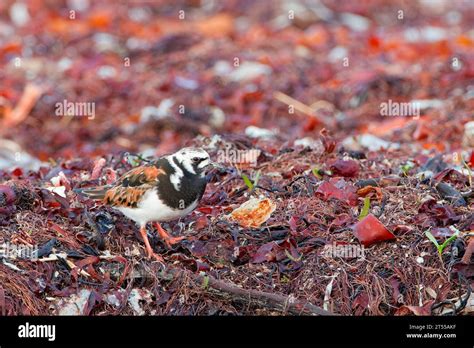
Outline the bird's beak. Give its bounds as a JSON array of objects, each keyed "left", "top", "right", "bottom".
[{"left": 207, "top": 161, "right": 225, "bottom": 170}]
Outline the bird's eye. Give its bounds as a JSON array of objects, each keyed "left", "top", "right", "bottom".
[{"left": 192, "top": 157, "right": 201, "bottom": 163}]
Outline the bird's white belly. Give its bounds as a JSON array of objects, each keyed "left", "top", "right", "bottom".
[{"left": 116, "top": 189, "right": 198, "bottom": 226}]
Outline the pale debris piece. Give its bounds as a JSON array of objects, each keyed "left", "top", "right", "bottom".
[
  {"left": 294, "top": 137, "right": 324, "bottom": 153},
  {"left": 128, "top": 288, "right": 153, "bottom": 316},
  {"left": 9, "top": 2, "right": 30, "bottom": 27},
  {"left": 328, "top": 46, "right": 348, "bottom": 63},
  {"left": 323, "top": 273, "right": 339, "bottom": 311},
  {"left": 462, "top": 121, "right": 474, "bottom": 147},
  {"left": 228, "top": 62, "right": 272, "bottom": 82},
  {"left": 433, "top": 291, "right": 474, "bottom": 315},
  {"left": 245, "top": 126, "right": 277, "bottom": 140},
  {"left": 404, "top": 26, "right": 448, "bottom": 43},
  {"left": 342, "top": 134, "right": 400, "bottom": 152},
  {"left": 104, "top": 289, "right": 126, "bottom": 308},
  {"left": 45, "top": 186, "right": 66, "bottom": 198},
  {"left": 209, "top": 106, "right": 225, "bottom": 128},
  {"left": 54, "top": 289, "right": 92, "bottom": 315},
  {"left": 139, "top": 98, "right": 174, "bottom": 124},
  {"left": 93, "top": 33, "right": 120, "bottom": 53},
  {"left": 425, "top": 287, "right": 437, "bottom": 299},
  {"left": 50, "top": 171, "right": 70, "bottom": 187},
  {"left": 67, "top": 0, "right": 90, "bottom": 12},
  {"left": 340, "top": 13, "right": 370, "bottom": 32},
  {"left": 174, "top": 76, "right": 199, "bottom": 90},
  {"left": 0, "top": 139, "right": 44, "bottom": 171},
  {"left": 410, "top": 99, "right": 444, "bottom": 110},
  {"left": 2, "top": 259, "right": 23, "bottom": 272},
  {"left": 39, "top": 253, "right": 91, "bottom": 277}
]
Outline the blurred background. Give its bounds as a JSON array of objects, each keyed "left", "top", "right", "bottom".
[{"left": 0, "top": 0, "right": 473, "bottom": 169}]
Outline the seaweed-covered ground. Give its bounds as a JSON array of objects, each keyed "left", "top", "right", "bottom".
[{"left": 0, "top": 0, "right": 473, "bottom": 315}]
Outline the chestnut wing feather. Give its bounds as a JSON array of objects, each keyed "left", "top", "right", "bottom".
[{"left": 104, "top": 165, "right": 165, "bottom": 208}]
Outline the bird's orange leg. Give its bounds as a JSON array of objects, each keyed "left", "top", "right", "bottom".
[
  {"left": 139, "top": 225, "right": 164, "bottom": 262},
  {"left": 154, "top": 222, "right": 184, "bottom": 248}
]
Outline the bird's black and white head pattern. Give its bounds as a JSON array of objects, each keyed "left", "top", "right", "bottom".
[
  {"left": 172, "top": 148, "right": 211, "bottom": 176},
  {"left": 166, "top": 148, "right": 211, "bottom": 191}
]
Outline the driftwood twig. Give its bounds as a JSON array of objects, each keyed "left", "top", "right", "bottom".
[{"left": 158, "top": 267, "right": 337, "bottom": 316}]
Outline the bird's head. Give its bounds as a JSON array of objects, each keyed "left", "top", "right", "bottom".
[{"left": 172, "top": 147, "right": 219, "bottom": 176}]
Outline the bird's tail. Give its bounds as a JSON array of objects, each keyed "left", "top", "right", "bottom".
[{"left": 74, "top": 186, "right": 111, "bottom": 200}]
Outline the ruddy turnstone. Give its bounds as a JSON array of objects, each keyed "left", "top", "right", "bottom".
[{"left": 77, "top": 147, "right": 217, "bottom": 261}]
